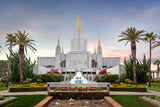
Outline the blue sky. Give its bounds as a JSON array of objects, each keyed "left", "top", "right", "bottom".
[{"left": 0, "top": 0, "right": 160, "bottom": 70}]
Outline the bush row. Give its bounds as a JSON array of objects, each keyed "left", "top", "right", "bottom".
[
  {"left": 110, "top": 87, "right": 147, "bottom": 92},
  {"left": 95, "top": 74, "right": 119, "bottom": 83},
  {"left": 9, "top": 87, "right": 47, "bottom": 92},
  {"left": 32, "top": 74, "right": 64, "bottom": 83}
]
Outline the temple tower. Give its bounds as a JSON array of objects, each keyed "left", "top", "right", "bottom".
[
  {"left": 97, "top": 38, "right": 102, "bottom": 69},
  {"left": 55, "top": 37, "right": 61, "bottom": 68},
  {"left": 71, "top": 16, "right": 87, "bottom": 52}
]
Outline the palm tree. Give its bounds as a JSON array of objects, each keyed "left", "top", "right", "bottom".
[
  {"left": 15, "top": 30, "right": 36, "bottom": 84},
  {"left": 144, "top": 32, "right": 157, "bottom": 86},
  {"left": 5, "top": 34, "right": 16, "bottom": 86},
  {"left": 154, "top": 60, "right": 160, "bottom": 78},
  {"left": 152, "top": 36, "right": 160, "bottom": 48},
  {"left": 118, "top": 27, "right": 145, "bottom": 84}
]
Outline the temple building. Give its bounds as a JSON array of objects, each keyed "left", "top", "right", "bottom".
[{"left": 33, "top": 16, "right": 122, "bottom": 78}]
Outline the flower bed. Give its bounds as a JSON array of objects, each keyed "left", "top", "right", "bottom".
[
  {"left": 110, "top": 84, "right": 147, "bottom": 92},
  {"left": 48, "top": 85, "right": 107, "bottom": 99},
  {"left": 9, "top": 84, "right": 47, "bottom": 92},
  {"left": 54, "top": 85, "right": 103, "bottom": 91}
]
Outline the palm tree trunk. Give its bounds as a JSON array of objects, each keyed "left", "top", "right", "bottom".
[
  {"left": 6, "top": 42, "right": 12, "bottom": 86},
  {"left": 158, "top": 64, "right": 159, "bottom": 78},
  {"left": 19, "top": 45, "right": 24, "bottom": 84},
  {"left": 149, "top": 39, "right": 152, "bottom": 86},
  {"left": 131, "top": 41, "right": 137, "bottom": 84}
]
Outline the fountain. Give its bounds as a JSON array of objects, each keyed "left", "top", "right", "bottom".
[{"left": 70, "top": 72, "right": 88, "bottom": 84}]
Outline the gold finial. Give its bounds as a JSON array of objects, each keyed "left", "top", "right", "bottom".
[
  {"left": 98, "top": 38, "right": 101, "bottom": 47},
  {"left": 57, "top": 37, "right": 60, "bottom": 46},
  {"left": 76, "top": 16, "right": 82, "bottom": 30},
  {"left": 62, "top": 46, "right": 64, "bottom": 54},
  {"left": 94, "top": 46, "right": 96, "bottom": 54}
]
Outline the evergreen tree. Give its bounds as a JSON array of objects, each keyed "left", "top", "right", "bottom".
[{"left": 7, "top": 52, "right": 35, "bottom": 83}]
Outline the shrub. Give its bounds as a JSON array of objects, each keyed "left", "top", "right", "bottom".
[
  {"left": 120, "top": 74, "right": 126, "bottom": 82},
  {"left": 95, "top": 74, "right": 118, "bottom": 83},
  {"left": 110, "top": 87, "right": 147, "bottom": 92},
  {"left": 155, "top": 79, "right": 160, "bottom": 83},
  {"left": 115, "top": 80, "right": 120, "bottom": 84},
  {"left": 37, "top": 79, "right": 42, "bottom": 83},
  {"left": 40, "top": 74, "right": 64, "bottom": 82},
  {"left": 9, "top": 87, "right": 47, "bottom": 92},
  {"left": 26, "top": 78, "right": 32, "bottom": 83},
  {"left": 0, "top": 83, "right": 3, "bottom": 87},
  {"left": 1, "top": 76, "right": 7, "bottom": 83},
  {"left": 99, "top": 69, "right": 107, "bottom": 74}
]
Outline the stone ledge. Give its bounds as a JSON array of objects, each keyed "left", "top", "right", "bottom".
[
  {"left": 0, "top": 97, "right": 18, "bottom": 106},
  {"left": 139, "top": 97, "right": 160, "bottom": 107},
  {"left": 34, "top": 96, "right": 53, "bottom": 107},
  {"left": 104, "top": 97, "right": 123, "bottom": 107}
]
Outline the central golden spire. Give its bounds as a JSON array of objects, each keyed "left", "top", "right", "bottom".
[
  {"left": 76, "top": 16, "right": 82, "bottom": 30},
  {"left": 57, "top": 37, "right": 60, "bottom": 46},
  {"left": 98, "top": 38, "right": 101, "bottom": 47}
]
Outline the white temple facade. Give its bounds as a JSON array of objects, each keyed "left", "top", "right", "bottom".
[{"left": 33, "top": 16, "right": 121, "bottom": 77}]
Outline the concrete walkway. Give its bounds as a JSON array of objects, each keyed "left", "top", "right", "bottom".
[
  {"left": 0, "top": 90, "right": 48, "bottom": 95},
  {"left": 1, "top": 90, "right": 160, "bottom": 96}
]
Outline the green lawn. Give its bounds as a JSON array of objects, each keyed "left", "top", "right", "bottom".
[
  {"left": 148, "top": 87, "right": 160, "bottom": 92},
  {"left": 0, "top": 84, "right": 19, "bottom": 91},
  {"left": 111, "top": 95, "right": 155, "bottom": 107},
  {"left": 137, "top": 84, "right": 160, "bottom": 92},
  {"left": 0, "top": 87, "right": 8, "bottom": 91},
  {"left": 4, "top": 95, "right": 47, "bottom": 107}
]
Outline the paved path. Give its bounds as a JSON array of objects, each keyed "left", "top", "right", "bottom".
[
  {"left": 1, "top": 90, "right": 160, "bottom": 96},
  {"left": 110, "top": 90, "right": 160, "bottom": 95},
  {"left": 0, "top": 90, "right": 48, "bottom": 95}
]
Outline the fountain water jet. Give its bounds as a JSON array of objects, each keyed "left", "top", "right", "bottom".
[{"left": 70, "top": 72, "right": 88, "bottom": 84}]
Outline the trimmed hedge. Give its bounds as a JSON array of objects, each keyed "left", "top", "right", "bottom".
[
  {"left": 110, "top": 87, "right": 147, "bottom": 92},
  {"left": 9, "top": 87, "right": 47, "bottom": 92},
  {"left": 40, "top": 74, "right": 64, "bottom": 82},
  {"left": 95, "top": 74, "right": 119, "bottom": 83}
]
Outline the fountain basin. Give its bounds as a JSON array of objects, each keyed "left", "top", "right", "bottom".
[{"left": 48, "top": 91, "right": 109, "bottom": 99}]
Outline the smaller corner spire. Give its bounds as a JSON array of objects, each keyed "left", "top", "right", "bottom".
[
  {"left": 98, "top": 38, "right": 101, "bottom": 47},
  {"left": 57, "top": 37, "right": 60, "bottom": 46},
  {"left": 94, "top": 46, "right": 96, "bottom": 54},
  {"left": 76, "top": 15, "right": 82, "bottom": 30},
  {"left": 62, "top": 46, "right": 64, "bottom": 54}
]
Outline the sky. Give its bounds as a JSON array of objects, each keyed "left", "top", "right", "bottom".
[{"left": 0, "top": 0, "right": 160, "bottom": 70}]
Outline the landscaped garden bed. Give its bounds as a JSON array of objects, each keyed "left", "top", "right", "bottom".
[
  {"left": 110, "top": 84, "right": 147, "bottom": 92},
  {"left": 48, "top": 85, "right": 109, "bottom": 99},
  {"left": 9, "top": 84, "right": 47, "bottom": 92}
]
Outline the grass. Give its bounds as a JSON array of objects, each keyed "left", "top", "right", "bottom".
[
  {"left": 4, "top": 95, "right": 47, "bottom": 107},
  {"left": 148, "top": 87, "right": 160, "bottom": 92},
  {"left": 0, "top": 87, "right": 8, "bottom": 91},
  {"left": 0, "top": 84, "right": 19, "bottom": 91},
  {"left": 111, "top": 95, "right": 155, "bottom": 107},
  {"left": 137, "top": 84, "right": 160, "bottom": 92}
]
